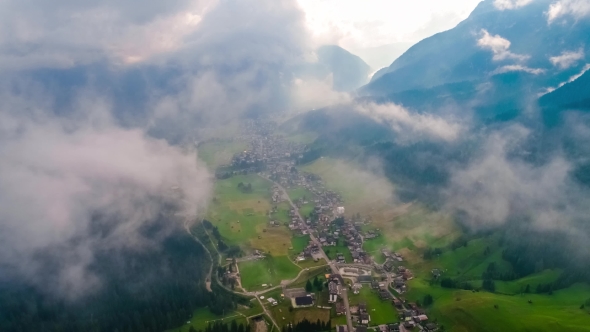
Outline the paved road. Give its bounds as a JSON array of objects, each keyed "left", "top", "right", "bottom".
[
  {"left": 255, "top": 295, "right": 281, "bottom": 332},
  {"left": 266, "top": 177, "right": 354, "bottom": 332},
  {"left": 186, "top": 176, "right": 355, "bottom": 332}
]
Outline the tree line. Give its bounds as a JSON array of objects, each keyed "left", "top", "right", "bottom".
[{"left": 0, "top": 225, "right": 243, "bottom": 332}]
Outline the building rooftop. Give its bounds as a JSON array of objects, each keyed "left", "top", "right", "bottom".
[{"left": 295, "top": 296, "right": 314, "bottom": 306}]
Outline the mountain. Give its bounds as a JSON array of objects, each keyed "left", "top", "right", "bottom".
[
  {"left": 363, "top": 0, "right": 590, "bottom": 97},
  {"left": 540, "top": 69, "right": 590, "bottom": 110},
  {"left": 303, "top": 45, "right": 372, "bottom": 92}
]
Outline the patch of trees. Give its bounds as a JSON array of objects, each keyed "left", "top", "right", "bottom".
[
  {"left": 226, "top": 245, "right": 242, "bottom": 258},
  {"left": 440, "top": 278, "right": 473, "bottom": 291},
  {"left": 333, "top": 216, "right": 345, "bottom": 227},
  {"left": 449, "top": 236, "right": 469, "bottom": 250},
  {"left": 422, "top": 294, "right": 434, "bottom": 306},
  {"left": 237, "top": 182, "right": 253, "bottom": 193},
  {"left": 423, "top": 247, "right": 443, "bottom": 260},
  {"left": 499, "top": 227, "right": 590, "bottom": 291},
  {"left": 282, "top": 319, "right": 331, "bottom": 332},
  {"left": 305, "top": 280, "right": 313, "bottom": 292},
  {"left": 304, "top": 277, "right": 324, "bottom": 292},
  {"left": 216, "top": 171, "right": 233, "bottom": 179},
  {"left": 0, "top": 228, "right": 240, "bottom": 332},
  {"left": 481, "top": 262, "right": 518, "bottom": 281},
  {"left": 232, "top": 159, "right": 266, "bottom": 172},
  {"left": 482, "top": 279, "right": 496, "bottom": 293}
]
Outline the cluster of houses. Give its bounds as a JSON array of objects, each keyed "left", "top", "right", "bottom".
[
  {"left": 232, "top": 121, "right": 441, "bottom": 332},
  {"left": 230, "top": 121, "right": 306, "bottom": 174},
  {"left": 349, "top": 302, "right": 371, "bottom": 325}
]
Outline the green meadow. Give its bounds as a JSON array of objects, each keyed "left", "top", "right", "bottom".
[
  {"left": 402, "top": 235, "right": 590, "bottom": 332},
  {"left": 290, "top": 235, "right": 311, "bottom": 254},
  {"left": 406, "top": 280, "right": 590, "bottom": 332},
  {"left": 287, "top": 187, "right": 316, "bottom": 201},
  {"left": 207, "top": 174, "right": 298, "bottom": 254},
  {"left": 348, "top": 287, "right": 399, "bottom": 325},
  {"left": 238, "top": 256, "right": 301, "bottom": 291}
]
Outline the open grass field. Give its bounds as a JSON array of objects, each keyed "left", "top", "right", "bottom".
[
  {"left": 290, "top": 235, "right": 310, "bottom": 254},
  {"left": 348, "top": 287, "right": 399, "bottom": 326},
  {"left": 408, "top": 235, "right": 512, "bottom": 281},
  {"left": 495, "top": 270, "right": 563, "bottom": 295},
  {"left": 198, "top": 140, "right": 247, "bottom": 169},
  {"left": 406, "top": 279, "right": 590, "bottom": 332},
  {"left": 325, "top": 245, "right": 353, "bottom": 263},
  {"left": 401, "top": 234, "right": 590, "bottom": 332},
  {"left": 289, "top": 266, "right": 329, "bottom": 289},
  {"left": 266, "top": 296, "right": 330, "bottom": 328},
  {"left": 207, "top": 175, "right": 296, "bottom": 253},
  {"left": 299, "top": 203, "right": 315, "bottom": 218},
  {"left": 273, "top": 201, "right": 292, "bottom": 224},
  {"left": 298, "top": 258, "right": 328, "bottom": 269},
  {"left": 287, "top": 187, "right": 316, "bottom": 201},
  {"left": 238, "top": 256, "right": 301, "bottom": 291},
  {"left": 172, "top": 307, "right": 250, "bottom": 332},
  {"left": 250, "top": 225, "right": 294, "bottom": 256}
]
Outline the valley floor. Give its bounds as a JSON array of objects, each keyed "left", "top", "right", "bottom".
[{"left": 177, "top": 126, "right": 590, "bottom": 332}]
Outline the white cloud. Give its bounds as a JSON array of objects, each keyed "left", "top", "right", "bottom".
[
  {"left": 355, "top": 102, "right": 463, "bottom": 142},
  {"left": 296, "top": 0, "right": 480, "bottom": 60},
  {"left": 0, "top": 0, "right": 215, "bottom": 69},
  {"left": 445, "top": 126, "right": 579, "bottom": 230},
  {"left": 547, "top": 0, "right": 590, "bottom": 23},
  {"left": 0, "top": 92, "right": 212, "bottom": 298},
  {"left": 493, "top": 64, "right": 546, "bottom": 75},
  {"left": 541, "top": 63, "right": 590, "bottom": 95},
  {"left": 550, "top": 49, "right": 585, "bottom": 69},
  {"left": 494, "top": 0, "right": 535, "bottom": 10},
  {"left": 290, "top": 75, "right": 352, "bottom": 112},
  {"left": 477, "top": 29, "right": 530, "bottom": 62}
]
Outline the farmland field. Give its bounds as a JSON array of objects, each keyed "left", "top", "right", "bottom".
[
  {"left": 405, "top": 280, "right": 590, "bottom": 332},
  {"left": 402, "top": 235, "right": 590, "bottom": 332},
  {"left": 325, "top": 244, "right": 353, "bottom": 263},
  {"left": 290, "top": 235, "right": 311, "bottom": 254},
  {"left": 238, "top": 256, "right": 301, "bottom": 291},
  {"left": 287, "top": 187, "right": 316, "bottom": 201},
  {"left": 348, "top": 287, "right": 399, "bottom": 325},
  {"left": 206, "top": 175, "right": 278, "bottom": 251}
]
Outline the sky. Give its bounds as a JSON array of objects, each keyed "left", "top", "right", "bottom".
[{"left": 297, "top": 0, "right": 482, "bottom": 68}]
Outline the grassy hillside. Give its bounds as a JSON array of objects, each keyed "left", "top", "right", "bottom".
[{"left": 402, "top": 235, "right": 590, "bottom": 332}]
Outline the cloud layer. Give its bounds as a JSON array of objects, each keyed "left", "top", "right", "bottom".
[
  {"left": 477, "top": 29, "right": 530, "bottom": 62},
  {"left": 445, "top": 126, "right": 579, "bottom": 231},
  {"left": 547, "top": 0, "right": 590, "bottom": 23},
  {"left": 550, "top": 49, "right": 585, "bottom": 69},
  {"left": 355, "top": 102, "right": 464, "bottom": 143},
  {"left": 0, "top": 92, "right": 211, "bottom": 298}
]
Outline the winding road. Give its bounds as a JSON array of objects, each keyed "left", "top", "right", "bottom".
[
  {"left": 263, "top": 176, "right": 354, "bottom": 332},
  {"left": 185, "top": 175, "right": 356, "bottom": 332}
]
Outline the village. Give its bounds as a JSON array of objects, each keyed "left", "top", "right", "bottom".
[{"left": 221, "top": 120, "right": 441, "bottom": 332}]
